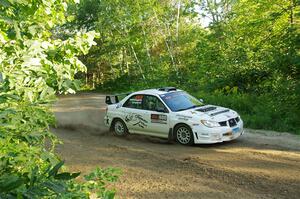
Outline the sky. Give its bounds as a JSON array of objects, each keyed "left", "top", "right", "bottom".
[{"left": 194, "top": 3, "right": 212, "bottom": 28}]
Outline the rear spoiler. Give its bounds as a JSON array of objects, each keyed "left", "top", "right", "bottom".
[{"left": 105, "top": 93, "right": 131, "bottom": 105}]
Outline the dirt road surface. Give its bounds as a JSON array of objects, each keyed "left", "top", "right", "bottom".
[{"left": 52, "top": 93, "right": 300, "bottom": 199}]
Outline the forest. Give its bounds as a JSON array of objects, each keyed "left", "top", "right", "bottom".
[
  {"left": 0, "top": 0, "right": 299, "bottom": 198},
  {"left": 72, "top": 0, "right": 299, "bottom": 134}
]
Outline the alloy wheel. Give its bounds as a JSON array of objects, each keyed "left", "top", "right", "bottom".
[
  {"left": 114, "top": 121, "right": 125, "bottom": 135},
  {"left": 176, "top": 126, "right": 191, "bottom": 145}
]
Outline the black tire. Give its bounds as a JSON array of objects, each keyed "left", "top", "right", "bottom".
[
  {"left": 112, "top": 119, "right": 128, "bottom": 136},
  {"left": 174, "top": 124, "right": 194, "bottom": 146}
]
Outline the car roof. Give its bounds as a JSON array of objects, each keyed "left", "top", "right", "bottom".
[{"left": 132, "top": 88, "right": 183, "bottom": 96}]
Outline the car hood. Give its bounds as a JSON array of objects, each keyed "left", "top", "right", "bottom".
[{"left": 176, "top": 105, "right": 238, "bottom": 122}]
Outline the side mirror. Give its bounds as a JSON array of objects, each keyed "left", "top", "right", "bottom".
[{"left": 199, "top": 98, "right": 204, "bottom": 103}]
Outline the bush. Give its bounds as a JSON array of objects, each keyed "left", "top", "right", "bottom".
[
  {"left": 195, "top": 92, "right": 300, "bottom": 134},
  {"left": 0, "top": 0, "right": 120, "bottom": 198}
]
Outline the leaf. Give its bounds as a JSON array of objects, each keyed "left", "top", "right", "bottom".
[
  {"left": 0, "top": 174, "right": 24, "bottom": 192},
  {"left": 29, "top": 166, "right": 38, "bottom": 187},
  {"left": 0, "top": 0, "right": 10, "bottom": 7},
  {"left": 28, "top": 25, "right": 38, "bottom": 36},
  {"left": 73, "top": 79, "right": 81, "bottom": 91},
  {"left": 27, "top": 90, "right": 34, "bottom": 102},
  {"left": 13, "top": 21, "right": 21, "bottom": 40},
  {"left": 23, "top": 187, "right": 49, "bottom": 199},
  {"left": 43, "top": 181, "right": 66, "bottom": 194},
  {"left": 48, "top": 161, "right": 64, "bottom": 177},
  {"left": 103, "top": 190, "right": 116, "bottom": 199},
  {"left": 0, "top": 94, "right": 20, "bottom": 100},
  {"left": 0, "top": 109, "right": 16, "bottom": 119},
  {"left": 8, "top": 0, "right": 28, "bottom": 5},
  {"left": 54, "top": 172, "right": 81, "bottom": 180}
]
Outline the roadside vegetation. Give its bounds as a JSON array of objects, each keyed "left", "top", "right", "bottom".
[
  {"left": 71, "top": 0, "right": 299, "bottom": 134},
  {"left": 0, "top": 0, "right": 119, "bottom": 198}
]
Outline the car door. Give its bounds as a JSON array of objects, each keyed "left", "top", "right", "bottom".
[
  {"left": 121, "top": 94, "right": 149, "bottom": 132},
  {"left": 139, "top": 95, "right": 170, "bottom": 137}
]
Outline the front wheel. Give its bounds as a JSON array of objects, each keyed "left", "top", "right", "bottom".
[
  {"left": 175, "top": 124, "right": 194, "bottom": 146},
  {"left": 112, "top": 119, "right": 128, "bottom": 136}
]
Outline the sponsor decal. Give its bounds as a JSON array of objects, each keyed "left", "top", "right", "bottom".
[
  {"left": 151, "top": 114, "right": 167, "bottom": 124},
  {"left": 125, "top": 113, "right": 148, "bottom": 128},
  {"left": 176, "top": 114, "right": 192, "bottom": 121}
]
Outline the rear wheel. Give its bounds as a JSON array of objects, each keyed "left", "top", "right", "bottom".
[
  {"left": 175, "top": 124, "right": 194, "bottom": 146},
  {"left": 112, "top": 119, "right": 128, "bottom": 136}
]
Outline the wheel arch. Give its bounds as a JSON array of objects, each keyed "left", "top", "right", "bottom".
[
  {"left": 173, "top": 122, "right": 194, "bottom": 145},
  {"left": 173, "top": 122, "right": 193, "bottom": 131},
  {"left": 171, "top": 122, "right": 193, "bottom": 140},
  {"left": 110, "top": 117, "right": 125, "bottom": 131}
]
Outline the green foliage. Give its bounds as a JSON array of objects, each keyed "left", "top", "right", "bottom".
[
  {"left": 0, "top": 0, "right": 119, "bottom": 198},
  {"left": 195, "top": 92, "right": 300, "bottom": 134},
  {"left": 0, "top": 161, "right": 121, "bottom": 198},
  {"left": 75, "top": 0, "right": 299, "bottom": 134},
  {"left": 70, "top": 0, "right": 200, "bottom": 87},
  {"left": 83, "top": 167, "right": 121, "bottom": 198}
]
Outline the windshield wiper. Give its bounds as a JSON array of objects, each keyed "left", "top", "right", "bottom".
[
  {"left": 176, "top": 108, "right": 189, "bottom": 112},
  {"left": 176, "top": 105, "right": 201, "bottom": 112}
]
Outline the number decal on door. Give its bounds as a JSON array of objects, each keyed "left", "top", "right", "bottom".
[{"left": 151, "top": 114, "right": 167, "bottom": 124}]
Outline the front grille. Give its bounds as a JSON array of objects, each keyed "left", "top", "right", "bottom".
[
  {"left": 228, "top": 118, "right": 237, "bottom": 127},
  {"left": 219, "top": 117, "right": 240, "bottom": 127}
]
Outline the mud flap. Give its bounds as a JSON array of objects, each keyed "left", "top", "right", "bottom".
[{"left": 168, "top": 128, "right": 175, "bottom": 143}]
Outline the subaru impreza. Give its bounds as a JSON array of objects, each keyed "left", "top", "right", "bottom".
[{"left": 104, "top": 87, "right": 244, "bottom": 145}]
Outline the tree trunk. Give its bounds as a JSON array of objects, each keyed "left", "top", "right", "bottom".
[
  {"left": 153, "top": 10, "right": 177, "bottom": 75},
  {"left": 85, "top": 73, "right": 88, "bottom": 87},
  {"left": 92, "top": 72, "right": 95, "bottom": 89},
  {"left": 131, "top": 45, "right": 146, "bottom": 80},
  {"left": 290, "top": 0, "right": 295, "bottom": 26},
  {"left": 142, "top": 26, "right": 153, "bottom": 71},
  {"left": 176, "top": 0, "right": 181, "bottom": 45}
]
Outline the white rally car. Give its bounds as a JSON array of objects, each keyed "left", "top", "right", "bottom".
[{"left": 104, "top": 87, "right": 244, "bottom": 145}]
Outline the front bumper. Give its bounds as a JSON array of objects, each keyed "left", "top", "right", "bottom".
[{"left": 192, "top": 120, "right": 244, "bottom": 144}]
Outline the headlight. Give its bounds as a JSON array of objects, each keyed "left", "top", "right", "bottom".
[{"left": 201, "top": 120, "right": 220, "bottom": 128}]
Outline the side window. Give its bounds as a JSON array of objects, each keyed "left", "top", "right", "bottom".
[
  {"left": 143, "top": 95, "right": 167, "bottom": 112},
  {"left": 123, "top": 95, "right": 144, "bottom": 109}
]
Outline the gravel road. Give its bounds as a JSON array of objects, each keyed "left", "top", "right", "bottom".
[{"left": 52, "top": 93, "right": 300, "bottom": 199}]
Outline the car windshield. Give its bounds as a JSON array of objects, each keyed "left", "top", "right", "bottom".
[{"left": 160, "top": 91, "right": 204, "bottom": 112}]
